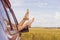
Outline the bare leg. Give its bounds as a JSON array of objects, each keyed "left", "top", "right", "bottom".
[
  {"left": 18, "top": 9, "right": 29, "bottom": 26},
  {"left": 8, "top": 17, "right": 34, "bottom": 40},
  {"left": 6, "top": 18, "right": 34, "bottom": 40},
  {"left": 18, "top": 18, "right": 34, "bottom": 31}
]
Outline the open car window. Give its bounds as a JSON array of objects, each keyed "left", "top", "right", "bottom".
[{"left": 10, "top": 0, "right": 60, "bottom": 27}]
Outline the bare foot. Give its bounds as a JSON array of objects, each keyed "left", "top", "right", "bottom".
[
  {"left": 27, "top": 17, "right": 34, "bottom": 26},
  {"left": 23, "top": 9, "right": 29, "bottom": 20}
]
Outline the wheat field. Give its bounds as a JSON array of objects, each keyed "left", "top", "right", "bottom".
[{"left": 21, "top": 28, "right": 60, "bottom": 40}]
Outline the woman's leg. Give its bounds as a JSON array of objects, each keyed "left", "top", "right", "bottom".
[
  {"left": 18, "top": 9, "right": 29, "bottom": 26},
  {"left": 18, "top": 18, "right": 34, "bottom": 31}
]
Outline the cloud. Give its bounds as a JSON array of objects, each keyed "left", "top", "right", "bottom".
[
  {"left": 36, "top": 2, "right": 48, "bottom": 8},
  {"left": 54, "top": 12, "right": 60, "bottom": 20},
  {"left": 33, "top": 1, "right": 47, "bottom": 8},
  {"left": 10, "top": 0, "right": 45, "bottom": 8},
  {"left": 32, "top": 12, "right": 60, "bottom": 27},
  {"left": 10, "top": 0, "right": 25, "bottom": 7}
]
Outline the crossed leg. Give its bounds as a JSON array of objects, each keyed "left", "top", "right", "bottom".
[
  {"left": 18, "top": 17, "right": 34, "bottom": 31},
  {"left": 18, "top": 9, "right": 29, "bottom": 26},
  {"left": 8, "top": 17, "right": 34, "bottom": 40},
  {"left": 4, "top": 9, "right": 34, "bottom": 40}
]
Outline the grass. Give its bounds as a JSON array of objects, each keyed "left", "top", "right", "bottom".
[{"left": 21, "top": 28, "right": 60, "bottom": 40}]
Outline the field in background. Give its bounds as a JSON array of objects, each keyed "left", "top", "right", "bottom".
[{"left": 21, "top": 28, "right": 60, "bottom": 40}]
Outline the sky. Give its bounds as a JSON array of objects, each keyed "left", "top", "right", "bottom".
[{"left": 10, "top": 0, "right": 60, "bottom": 27}]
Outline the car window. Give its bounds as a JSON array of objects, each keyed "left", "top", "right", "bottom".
[{"left": 10, "top": 0, "right": 60, "bottom": 27}]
